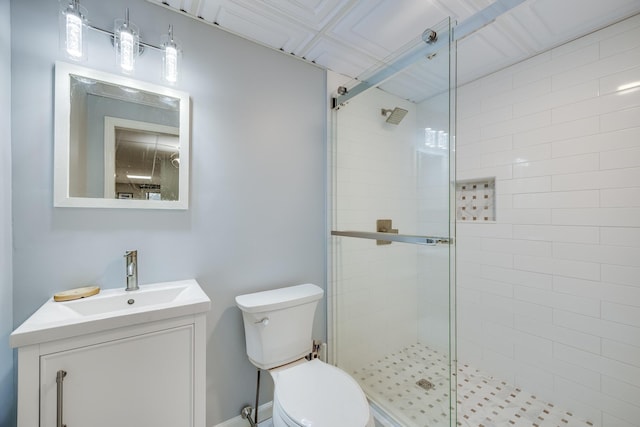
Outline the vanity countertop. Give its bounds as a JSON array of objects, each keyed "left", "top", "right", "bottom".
[{"left": 10, "top": 279, "right": 210, "bottom": 348}]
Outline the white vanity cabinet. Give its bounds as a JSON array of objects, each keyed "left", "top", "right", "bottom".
[
  {"left": 41, "top": 325, "right": 193, "bottom": 427},
  {"left": 11, "top": 280, "right": 210, "bottom": 427}
]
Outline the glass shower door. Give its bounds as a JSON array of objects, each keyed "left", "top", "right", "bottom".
[{"left": 330, "top": 17, "right": 456, "bottom": 427}]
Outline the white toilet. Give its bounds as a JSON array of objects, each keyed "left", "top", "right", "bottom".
[{"left": 236, "top": 283, "right": 374, "bottom": 427}]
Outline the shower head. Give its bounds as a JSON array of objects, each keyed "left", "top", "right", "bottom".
[{"left": 381, "top": 107, "right": 408, "bottom": 125}]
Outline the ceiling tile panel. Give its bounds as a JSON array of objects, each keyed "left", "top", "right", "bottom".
[
  {"left": 200, "top": 1, "right": 317, "bottom": 53},
  {"left": 258, "top": 0, "right": 353, "bottom": 30},
  {"left": 379, "top": 58, "right": 450, "bottom": 103},
  {"left": 195, "top": 0, "right": 225, "bottom": 21},
  {"left": 180, "top": 0, "right": 199, "bottom": 12},
  {"left": 489, "top": 14, "right": 544, "bottom": 54},
  {"left": 303, "top": 37, "right": 379, "bottom": 76},
  {"left": 457, "top": 25, "right": 531, "bottom": 84},
  {"left": 148, "top": 0, "right": 183, "bottom": 10},
  {"left": 329, "top": 0, "right": 450, "bottom": 58},
  {"left": 432, "top": 0, "right": 492, "bottom": 23},
  {"left": 528, "top": 0, "right": 640, "bottom": 36},
  {"left": 146, "top": 0, "right": 640, "bottom": 101},
  {"left": 147, "top": 0, "right": 201, "bottom": 14},
  {"left": 513, "top": 0, "right": 640, "bottom": 50}
]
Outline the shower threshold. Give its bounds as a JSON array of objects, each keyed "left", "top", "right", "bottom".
[{"left": 351, "top": 343, "right": 594, "bottom": 427}]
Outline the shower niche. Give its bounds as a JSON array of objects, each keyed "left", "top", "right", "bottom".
[{"left": 455, "top": 178, "right": 495, "bottom": 222}]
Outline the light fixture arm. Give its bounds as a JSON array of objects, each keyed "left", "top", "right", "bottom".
[{"left": 88, "top": 24, "right": 161, "bottom": 53}]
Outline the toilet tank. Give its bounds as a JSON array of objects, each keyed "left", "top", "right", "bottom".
[{"left": 235, "top": 284, "right": 324, "bottom": 370}]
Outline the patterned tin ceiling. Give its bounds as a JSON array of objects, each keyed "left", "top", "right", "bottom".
[{"left": 148, "top": 0, "right": 640, "bottom": 97}]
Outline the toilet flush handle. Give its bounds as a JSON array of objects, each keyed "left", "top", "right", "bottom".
[{"left": 254, "top": 317, "right": 269, "bottom": 326}]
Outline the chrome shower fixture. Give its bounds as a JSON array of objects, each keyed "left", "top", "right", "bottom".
[
  {"left": 381, "top": 107, "right": 408, "bottom": 125},
  {"left": 422, "top": 29, "right": 437, "bottom": 44}
]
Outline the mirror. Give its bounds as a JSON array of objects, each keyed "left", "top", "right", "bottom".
[{"left": 54, "top": 61, "right": 190, "bottom": 209}]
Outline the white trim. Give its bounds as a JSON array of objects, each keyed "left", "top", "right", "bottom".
[{"left": 213, "top": 401, "right": 273, "bottom": 427}]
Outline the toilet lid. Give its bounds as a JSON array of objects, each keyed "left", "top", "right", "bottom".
[{"left": 274, "top": 359, "right": 369, "bottom": 427}]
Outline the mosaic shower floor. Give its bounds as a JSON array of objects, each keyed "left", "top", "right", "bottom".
[{"left": 352, "top": 343, "right": 594, "bottom": 427}]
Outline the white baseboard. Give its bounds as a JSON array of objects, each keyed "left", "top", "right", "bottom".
[{"left": 213, "top": 401, "right": 273, "bottom": 427}]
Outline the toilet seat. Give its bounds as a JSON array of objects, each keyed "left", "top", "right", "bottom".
[{"left": 271, "top": 359, "right": 370, "bottom": 427}]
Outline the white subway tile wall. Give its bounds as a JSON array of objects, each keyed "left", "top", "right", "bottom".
[
  {"left": 457, "top": 13, "right": 640, "bottom": 427},
  {"left": 332, "top": 88, "right": 420, "bottom": 373}
]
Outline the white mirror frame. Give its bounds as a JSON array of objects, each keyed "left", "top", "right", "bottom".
[{"left": 54, "top": 61, "right": 190, "bottom": 209}]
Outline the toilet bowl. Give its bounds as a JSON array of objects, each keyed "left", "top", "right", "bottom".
[
  {"left": 235, "top": 284, "right": 374, "bottom": 427},
  {"left": 270, "top": 359, "right": 374, "bottom": 427}
]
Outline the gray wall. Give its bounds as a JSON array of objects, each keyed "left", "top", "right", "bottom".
[
  {"left": 10, "top": 0, "right": 326, "bottom": 425},
  {"left": 1, "top": 1, "right": 14, "bottom": 426}
]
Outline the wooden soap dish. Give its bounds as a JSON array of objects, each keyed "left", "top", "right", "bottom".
[{"left": 53, "top": 286, "right": 101, "bottom": 302}]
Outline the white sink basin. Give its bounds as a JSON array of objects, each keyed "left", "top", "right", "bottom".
[
  {"left": 65, "top": 285, "right": 187, "bottom": 316},
  {"left": 10, "top": 279, "right": 210, "bottom": 348}
]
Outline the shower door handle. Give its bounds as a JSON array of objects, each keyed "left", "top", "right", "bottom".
[{"left": 331, "top": 230, "right": 451, "bottom": 245}]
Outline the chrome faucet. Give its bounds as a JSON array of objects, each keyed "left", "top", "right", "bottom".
[{"left": 124, "top": 250, "right": 139, "bottom": 291}]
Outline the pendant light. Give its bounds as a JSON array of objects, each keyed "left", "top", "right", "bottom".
[
  {"left": 114, "top": 8, "right": 139, "bottom": 74},
  {"left": 59, "top": 0, "right": 88, "bottom": 61},
  {"left": 161, "top": 25, "right": 181, "bottom": 84}
]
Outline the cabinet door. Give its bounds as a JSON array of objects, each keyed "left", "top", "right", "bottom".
[{"left": 40, "top": 325, "right": 194, "bottom": 427}]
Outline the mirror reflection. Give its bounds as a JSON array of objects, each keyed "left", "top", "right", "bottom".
[
  {"left": 110, "top": 123, "right": 179, "bottom": 201},
  {"left": 69, "top": 75, "right": 180, "bottom": 201}
]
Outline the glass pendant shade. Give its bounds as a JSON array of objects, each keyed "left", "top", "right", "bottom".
[
  {"left": 114, "top": 9, "right": 139, "bottom": 74},
  {"left": 161, "top": 26, "right": 181, "bottom": 84},
  {"left": 59, "top": 0, "right": 88, "bottom": 61}
]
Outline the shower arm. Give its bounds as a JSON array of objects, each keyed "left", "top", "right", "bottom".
[{"left": 331, "top": 230, "right": 452, "bottom": 245}]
